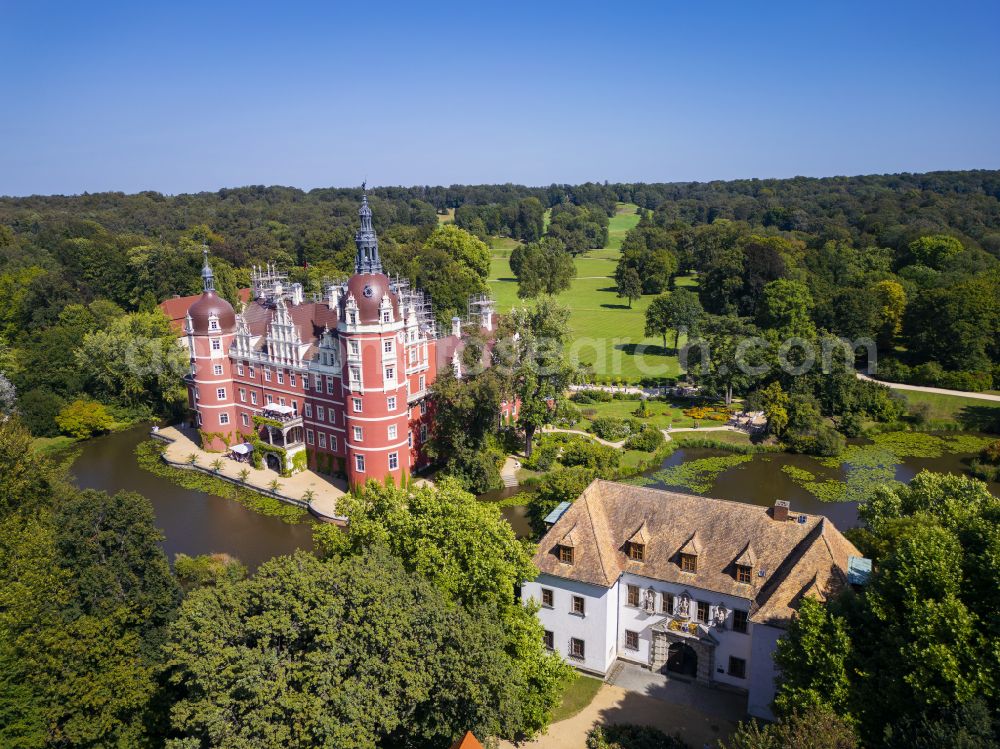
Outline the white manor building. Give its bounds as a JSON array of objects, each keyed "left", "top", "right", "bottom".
[{"left": 522, "top": 480, "right": 866, "bottom": 720}]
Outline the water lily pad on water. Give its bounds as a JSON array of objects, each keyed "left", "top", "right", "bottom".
[{"left": 645, "top": 454, "right": 754, "bottom": 493}]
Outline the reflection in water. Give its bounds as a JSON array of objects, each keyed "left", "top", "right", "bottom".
[{"left": 70, "top": 424, "right": 314, "bottom": 569}]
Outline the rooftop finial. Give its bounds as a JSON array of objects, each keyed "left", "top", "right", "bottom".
[
  {"left": 354, "top": 186, "right": 382, "bottom": 274},
  {"left": 201, "top": 244, "right": 215, "bottom": 292}
]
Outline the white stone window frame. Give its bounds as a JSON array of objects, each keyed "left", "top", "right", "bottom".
[
  {"left": 216, "top": 388, "right": 226, "bottom": 400},
  {"left": 355, "top": 454, "right": 365, "bottom": 472},
  {"left": 388, "top": 452, "right": 398, "bottom": 470}
]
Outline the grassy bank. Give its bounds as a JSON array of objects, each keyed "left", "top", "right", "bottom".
[
  {"left": 135, "top": 440, "right": 310, "bottom": 523},
  {"left": 551, "top": 673, "right": 603, "bottom": 723}
]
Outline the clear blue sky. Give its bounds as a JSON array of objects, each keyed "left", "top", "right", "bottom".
[{"left": 2, "top": 0, "right": 998, "bottom": 196}]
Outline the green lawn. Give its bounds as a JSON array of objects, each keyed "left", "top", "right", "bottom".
[
  {"left": 899, "top": 390, "right": 1000, "bottom": 429},
  {"left": 31, "top": 435, "right": 78, "bottom": 455},
  {"left": 606, "top": 202, "right": 641, "bottom": 250},
  {"left": 484, "top": 201, "right": 689, "bottom": 382},
  {"left": 574, "top": 398, "right": 730, "bottom": 432},
  {"left": 551, "top": 673, "right": 603, "bottom": 723}
]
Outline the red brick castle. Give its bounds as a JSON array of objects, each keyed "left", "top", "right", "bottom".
[{"left": 175, "top": 192, "right": 507, "bottom": 486}]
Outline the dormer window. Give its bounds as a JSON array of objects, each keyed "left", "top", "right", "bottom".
[
  {"left": 625, "top": 521, "right": 649, "bottom": 563},
  {"left": 678, "top": 531, "right": 702, "bottom": 574},
  {"left": 557, "top": 525, "right": 579, "bottom": 565},
  {"left": 209, "top": 315, "right": 219, "bottom": 331},
  {"left": 349, "top": 311, "right": 357, "bottom": 325},
  {"left": 733, "top": 543, "right": 757, "bottom": 585}
]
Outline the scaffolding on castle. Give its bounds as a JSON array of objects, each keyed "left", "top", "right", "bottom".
[
  {"left": 467, "top": 292, "right": 496, "bottom": 328},
  {"left": 251, "top": 264, "right": 291, "bottom": 307},
  {"left": 392, "top": 276, "right": 438, "bottom": 338}
]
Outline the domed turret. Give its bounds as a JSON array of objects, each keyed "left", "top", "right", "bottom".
[{"left": 188, "top": 248, "right": 236, "bottom": 334}]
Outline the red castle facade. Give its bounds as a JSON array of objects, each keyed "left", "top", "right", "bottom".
[{"left": 173, "top": 194, "right": 512, "bottom": 486}]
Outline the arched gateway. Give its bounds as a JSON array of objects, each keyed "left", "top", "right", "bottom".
[{"left": 666, "top": 641, "right": 698, "bottom": 677}]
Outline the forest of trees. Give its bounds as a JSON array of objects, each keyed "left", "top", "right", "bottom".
[
  {"left": 0, "top": 419, "right": 570, "bottom": 748},
  {"left": 2, "top": 169, "right": 998, "bottom": 444}
]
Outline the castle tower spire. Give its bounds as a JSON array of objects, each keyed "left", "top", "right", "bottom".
[
  {"left": 354, "top": 183, "right": 383, "bottom": 274},
  {"left": 201, "top": 245, "right": 215, "bottom": 292}
]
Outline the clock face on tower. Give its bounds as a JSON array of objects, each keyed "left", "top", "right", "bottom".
[{"left": 363, "top": 284, "right": 374, "bottom": 298}]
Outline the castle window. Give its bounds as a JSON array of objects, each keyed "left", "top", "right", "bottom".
[
  {"left": 219, "top": 413, "right": 229, "bottom": 425},
  {"left": 250, "top": 392, "right": 258, "bottom": 405},
  {"left": 543, "top": 630, "right": 554, "bottom": 651},
  {"left": 314, "top": 374, "right": 322, "bottom": 391},
  {"left": 241, "top": 413, "right": 249, "bottom": 427},
  {"left": 728, "top": 657, "right": 746, "bottom": 679},
  {"left": 317, "top": 406, "right": 325, "bottom": 421},
  {"left": 383, "top": 339, "right": 393, "bottom": 354},
  {"left": 408, "top": 430, "right": 413, "bottom": 447},
  {"left": 213, "top": 364, "right": 223, "bottom": 376},
  {"left": 238, "top": 388, "right": 246, "bottom": 402},
  {"left": 627, "top": 584, "right": 640, "bottom": 607},
  {"left": 733, "top": 610, "right": 749, "bottom": 634},
  {"left": 625, "top": 630, "right": 639, "bottom": 650},
  {"left": 384, "top": 365, "right": 395, "bottom": 381},
  {"left": 209, "top": 319, "right": 219, "bottom": 331},
  {"left": 211, "top": 338, "right": 221, "bottom": 351},
  {"left": 680, "top": 553, "right": 698, "bottom": 573},
  {"left": 558, "top": 545, "right": 574, "bottom": 565},
  {"left": 697, "top": 601, "right": 710, "bottom": 623},
  {"left": 661, "top": 592, "right": 674, "bottom": 614},
  {"left": 388, "top": 424, "right": 397, "bottom": 440},
  {"left": 277, "top": 371, "right": 284, "bottom": 384},
  {"left": 263, "top": 369, "right": 271, "bottom": 382},
  {"left": 304, "top": 404, "right": 312, "bottom": 418},
  {"left": 541, "top": 588, "right": 553, "bottom": 608},
  {"left": 388, "top": 452, "right": 398, "bottom": 470},
  {"left": 571, "top": 596, "right": 585, "bottom": 615},
  {"left": 216, "top": 388, "right": 226, "bottom": 400},
  {"left": 355, "top": 454, "right": 365, "bottom": 472},
  {"left": 736, "top": 564, "right": 752, "bottom": 584},
  {"left": 265, "top": 393, "right": 273, "bottom": 404},
  {"left": 418, "top": 375, "right": 426, "bottom": 392},
  {"left": 327, "top": 377, "right": 335, "bottom": 394},
  {"left": 330, "top": 435, "right": 338, "bottom": 451},
  {"left": 289, "top": 373, "right": 296, "bottom": 387},
  {"left": 349, "top": 311, "right": 357, "bottom": 325},
  {"left": 352, "top": 398, "right": 362, "bottom": 413},
  {"left": 349, "top": 340, "right": 360, "bottom": 357},
  {"left": 382, "top": 310, "right": 391, "bottom": 323},
  {"left": 569, "top": 638, "right": 585, "bottom": 660},
  {"left": 249, "top": 366, "right": 255, "bottom": 378},
  {"left": 306, "top": 429, "right": 314, "bottom": 445},
  {"left": 353, "top": 426, "right": 363, "bottom": 442},
  {"left": 419, "top": 400, "right": 427, "bottom": 416},
  {"left": 237, "top": 363, "right": 244, "bottom": 376},
  {"left": 387, "top": 396, "right": 396, "bottom": 411},
  {"left": 420, "top": 424, "right": 427, "bottom": 442},
  {"left": 627, "top": 542, "right": 645, "bottom": 562},
  {"left": 318, "top": 433, "right": 326, "bottom": 448},
  {"left": 328, "top": 410, "right": 335, "bottom": 424}
]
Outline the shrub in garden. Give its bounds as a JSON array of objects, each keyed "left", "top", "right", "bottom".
[
  {"left": 590, "top": 417, "right": 632, "bottom": 441},
  {"left": 625, "top": 426, "right": 664, "bottom": 452},
  {"left": 587, "top": 724, "right": 689, "bottom": 749}
]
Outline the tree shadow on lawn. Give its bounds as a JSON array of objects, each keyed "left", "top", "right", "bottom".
[
  {"left": 597, "top": 286, "right": 619, "bottom": 293},
  {"left": 956, "top": 405, "right": 1000, "bottom": 433},
  {"left": 616, "top": 343, "right": 677, "bottom": 357},
  {"left": 602, "top": 303, "right": 631, "bottom": 310}
]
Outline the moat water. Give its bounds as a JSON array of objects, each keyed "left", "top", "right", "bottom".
[{"left": 70, "top": 424, "right": 996, "bottom": 567}]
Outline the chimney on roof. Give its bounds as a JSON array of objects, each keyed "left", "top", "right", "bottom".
[
  {"left": 773, "top": 499, "right": 790, "bottom": 522},
  {"left": 290, "top": 282, "right": 304, "bottom": 306},
  {"left": 451, "top": 315, "right": 462, "bottom": 338}
]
